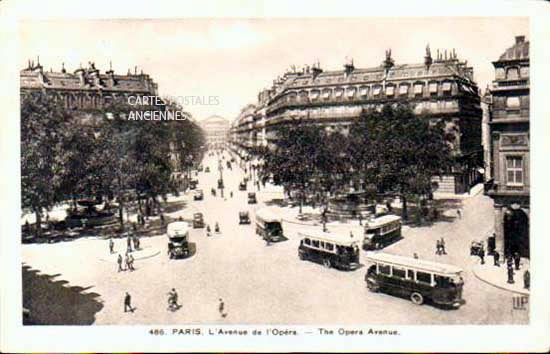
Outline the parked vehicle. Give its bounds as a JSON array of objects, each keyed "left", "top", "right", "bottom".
[
  {"left": 197, "top": 165, "right": 204, "bottom": 172},
  {"left": 193, "top": 189, "right": 204, "bottom": 201},
  {"left": 255, "top": 208, "right": 284, "bottom": 242},
  {"left": 470, "top": 240, "right": 484, "bottom": 256},
  {"left": 364, "top": 252, "right": 464, "bottom": 307},
  {"left": 189, "top": 179, "right": 199, "bottom": 190},
  {"left": 239, "top": 211, "right": 251, "bottom": 224},
  {"left": 167, "top": 222, "right": 190, "bottom": 259},
  {"left": 247, "top": 192, "right": 257, "bottom": 204},
  {"left": 363, "top": 214, "right": 402, "bottom": 250},
  {"left": 298, "top": 230, "right": 360, "bottom": 270},
  {"left": 192, "top": 213, "right": 204, "bottom": 228},
  {"left": 205, "top": 166, "right": 210, "bottom": 173},
  {"left": 239, "top": 181, "right": 247, "bottom": 191}
]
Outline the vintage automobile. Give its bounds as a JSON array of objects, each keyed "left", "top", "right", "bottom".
[
  {"left": 193, "top": 189, "right": 204, "bottom": 201},
  {"left": 298, "top": 230, "right": 359, "bottom": 270},
  {"left": 256, "top": 208, "right": 284, "bottom": 242},
  {"left": 189, "top": 179, "right": 199, "bottom": 190},
  {"left": 470, "top": 240, "right": 484, "bottom": 256},
  {"left": 193, "top": 212, "right": 205, "bottom": 228},
  {"left": 205, "top": 166, "right": 210, "bottom": 173},
  {"left": 167, "top": 221, "right": 190, "bottom": 259},
  {"left": 247, "top": 192, "right": 257, "bottom": 204},
  {"left": 239, "top": 211, "right": 251, "bottom": 224},
  {"left": 239, "top": 181, "right": 247, "bottom": 191}
]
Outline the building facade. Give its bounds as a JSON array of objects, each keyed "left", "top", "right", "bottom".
[
  {"left": 199, "top": 115, "right": 230, "bottom": 149},
  {"left": 486, "top": 36, "right": 530, "bottom": 258},
  {"left": 232, "top": 47, "right": 483, "bottom": 193}
]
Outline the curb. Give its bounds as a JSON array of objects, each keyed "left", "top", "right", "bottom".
[{"left": 471, "top": 265, "right": 530, "bottom": 296}]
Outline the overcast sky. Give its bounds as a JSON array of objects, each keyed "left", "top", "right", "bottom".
[{"left": 19, "top": 18, "right": 528, "bottom": 121}]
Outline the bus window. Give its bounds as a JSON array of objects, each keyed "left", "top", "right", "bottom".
[
  {"left": 379, "top": 264, "right": 391, "bottom": 275},
  {"left": 407, "top": 269, "right": 415, "bottom": 280},
  {"left": 393, "top": 267, "right": 406, "bottom": 278},
  {"left": 305, "top": 238, "right": 311, "bottom": 246},
  {"left": 326, "top": 243, "right": 334, "bottom": 251},
  {"left": 434, "top": 275, "right": 450, "bottom": 287},
  {"left": 320, "top": 241, "right": 325, "bottom": 248},
  {"left": 416, "top": 271, "right": 432, "bottom": 284},
  {"left": 312, "top": 240, "right": 320, "bottom": 248}
]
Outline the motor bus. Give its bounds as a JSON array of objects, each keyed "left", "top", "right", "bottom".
[
  {"left": 298, "top": 230, "right": 360, "bottom": 270},
  {"left": 364, "top": 252, "right": 464, "bottom": 307},
  {"left": 363, "top": 214, "right": 402, "bottom": 250},
  {"left": 167, "top": 221, "right": 190, "bottom": 259},
  {"left": 255, "top": 208, "right": 284, "bottom": 242}
]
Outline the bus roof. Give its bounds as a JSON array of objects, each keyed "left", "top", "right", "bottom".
[
  {"left": 366, "top": 214, "right": 402, "bottom": 228},
  {"left": 364, "top": 252, "right": 463, "bottom": 275},
  {"left": 167, "top": 221, "right": 190, "bottom": 238},
  {"left": 255, "top": 208, "right": 282, "bottom": 223},
  {"left": 298, "top": 230, "right": 360, "bottom": 247}
]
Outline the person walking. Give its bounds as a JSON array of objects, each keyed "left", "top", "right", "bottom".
[
  {"left": 456, "top": 209, "right": 462, "bottom": 219},
  {"left": 215, "top": 222, "right": 220, "bottom": 233},
  {"left": 479, "top": 246, "right": 485, "bottom": 265},
  {"left": 109, "top": 238, "right": 114, "bottom": 254},
  {"left": 218, "top": 298, "right": 227, "bottom": 318},
  {"left": 413, "top": 253, "right": 419, "bottom": 259},
  {"left": 206, "top": 224, "right": 211, "bottom": 237},
  {"left": 440, "top": 238, "right": 447, "bottom": 255},
  {"left": 128, "top": 254, "right": 135, "bottom": 271},
  {"left": 125, "top": 253, "right": 130, "bottom": 271},
  {"left": 127, "top": 234, "right": 132, "bottom": 253},
  {"left": 435, "top": 239, "right": 441, "bottom": 255},
  {"left": 124, "top": 292, "right": 133, "bottom": 313},
  {"left": 523, "top": 269, "right": 530, "bottom": 290},
  {"left": 507, "top": 262, "right": 515, "bottom": 284},
  {"left": 493, "top": 250, "right": 500, "bottom": 267},
  {"left": 160, "top": 213, "right": 165, "bottom": 225},
  {"left": 117, "top": 254, "right": 123, "bottom": 272},
  {"left": 513, "top": 252, "right": 521, "bottom": 271}
]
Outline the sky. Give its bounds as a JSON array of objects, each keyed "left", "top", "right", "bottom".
[{"left": 19, "top": 18, "right": 528, "bottom": 121}]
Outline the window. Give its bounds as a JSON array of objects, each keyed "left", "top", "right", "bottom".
[
  {"left": 347, "top": 87, "right": 356, "bottom": 98},
  {"left": 360, "top": 87, "right": 369, "bottom": 96},
  {"left": 429, "top": 82, "right": 438, "bottom": 94},
  {"left": 414, "top": 84, "right": 423, "bottom": 95},
  {"left": 379, "top": 264, "right": 391, "bottom": 275},
  {"left": 310, "top": 90, "right": 320, "bottom": 100},
  {"left": 506, "top": 67, "right": 519, "bottom": 80},
  {"left": 326, "top": 243, "right": 334, "bottom": 251},
  {"left": 386, "top": 86, "right": 395, "bottom": 96},
  {"left": 506, "top": 156, "right": 523, "bottom": 185},
  {"left": 373, "top": 86, "right": 382, "bottom": 96},
  {"left": 416, "top": 271, "right": 432, "bottom": 284},
  {"left": 320, "top": 241, "right": 325, "bottom": 248},
  {"left": 496, "top": 67, "right": 505, "bottom": 79},
  {"left": 334, "top": 88, "right": 343, "bottom": 98},
  {"left": 506, "top": 97, "right": 520, "bottom": 108},
  {"left": 304, "top": 238, "right": 311, "bottom": 245},
  {"left": 520, "top": 66, "right": 529, "bottom": 78},
  {"left": 393, "top": 267, "right": 406, "bottom": 278},
  {"left": 399, "top": 85, "right": 409, "bottom": 95},
  {"left": 322, "top": 90, "right": 331, "bottom": 99},
  {"left": 442, "top": 82, "right": 452, "bottom": 92},
  {"left": 407, "top": 269, "right": 415, "bottom": 280},
  {"left": 312, "top": 240, "right": 320, "bottom": 248}
]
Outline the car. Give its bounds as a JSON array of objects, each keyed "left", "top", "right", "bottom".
[
  {"left": 205, "top": 167, "right": 210, "bottom": 173},
  {"left": 193, "top": 189, "right": 204, "bottom": 200},
  {"left": 247, "top": 192, "right": 257, "bottom": 204},
  {"left": 239, "top": 211, "right": 251, "bottom": 224},
  {"left": 167, "top": 221, "right": 190, "bottom": 259},
  {"left": 189, "top": 179, "right": 199, "bottom": 190},
  {"left": 239, "top": 181, "right": 246, "bottom": 191},
  {"left": 197, "top": 165, "right": 204, "bottom": 172},
  {"left": 193, "top": 212, "right": 205, "bottom": 228}
]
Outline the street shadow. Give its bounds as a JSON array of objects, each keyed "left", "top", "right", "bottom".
[{"left": 22, "top": 264, "right": 103, "bottom": 325}]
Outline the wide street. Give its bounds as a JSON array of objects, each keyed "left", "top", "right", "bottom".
[{"left": 21, "top": 150, "right": 528, "bottom": 325}]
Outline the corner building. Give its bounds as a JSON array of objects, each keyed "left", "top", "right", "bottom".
[
  {"left": 486, "top": 36, "right": 530, "bottom": 258},
  {"left": 254, "top": 48, "right": 483, "bottom": 194}
]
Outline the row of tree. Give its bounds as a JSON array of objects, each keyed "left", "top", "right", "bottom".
[
  {"left": 21, "top": 92, "right": 206, "bottom": 235},
  {"left": 256, "top": 103, "right": 458, "bottom": 219}
]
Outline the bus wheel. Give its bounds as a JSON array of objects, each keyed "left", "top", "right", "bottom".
[
  {"left": 410, "top": 292, "right": 424, "bottom": 305},
  {"left": 367, "top": 278, "right": 380, "bottom": 292},
  {"left": 322, "top": 258, "right": 331, "bottom": 268}
]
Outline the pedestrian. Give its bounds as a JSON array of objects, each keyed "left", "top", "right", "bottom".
[
  {"left": 513, "top": 252, "right": 521, "bottom": 271},
  {"left": 440, "top": 238, "right": 446, "bottom": 255},
  {"left": 386, "top": 200, "right": 393, "bottom": 213},
  {"left": 160, "top": 213, "right": 165, "bottom": 225},
  {"left": 523, "top": 269, "right": 530, "bottom": 290},
  {"left": 117, "top": 254, "right": 123, "bottom": 272},
  {"left": 215, "top": 222, "right": 220, "bottom": 233},
  {"left": 125, "top": 253, "right": 130, "bottom": 271},
  {"left": 218, "top": 298, "right": 227, "bottom": 318},
  {"left": 358, "top": 213, "right": 363, "bottom": 226},
  {"left": 350, "top": 231, "right": 354, "bottom": 239},
  {"left": 128, "top": 254, "right": 135, "bottom": 271},
  {"left": 124, "top": 292, "right": 133, "bottom": 312},
  {"left": 127, "top": 234, "right": 132, "bottom": 252},
  {"left": 493, "top": 250, "right": 500, "bottom": 267},
  {"left": 109, "top": 238, "right": 114, "bottom": 254},
  {"left": 230, "top": 191, "right": 233, "bottom": 198},
  {"left": 413, "top": 253, "right": 419, "bottom": 259},
  {"left": 506, "top": 255, "right": 513, "bottom": 268},
  {"left": 206, "top": 224, "right": 211, "bottom": 237},
  {"left": 507, "top": 262, "right": 515, "bottom": 284},
  {"left": 479, "top": 246, "right": 485, "bottom": 265},
  {"left": 435, "top": 239, "right": 441, "bottom": 255},
  {"left": 456, "top": 209, "right": 462, "bottom": 219}
]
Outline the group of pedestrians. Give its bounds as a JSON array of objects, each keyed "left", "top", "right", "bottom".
[
  {"left": 475, "top": 241, "right": 530, "bottom": 290},
  {"left": 435, "top": 238, "right": 447, "bottom": 255},
  {"left": 117, "top": 252, "right": 135, "bottom": 272}
]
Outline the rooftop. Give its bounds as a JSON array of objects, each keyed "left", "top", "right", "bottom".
[{"left": 497, "top": 35, "right": 529, "bottom": 61}]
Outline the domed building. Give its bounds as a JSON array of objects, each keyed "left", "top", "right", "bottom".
[
  {"left": 199, "top": 115, "right": 230, "bottom": 149},
  {"left": 486, "top": 35, "right": 530, "bottom": 258}
]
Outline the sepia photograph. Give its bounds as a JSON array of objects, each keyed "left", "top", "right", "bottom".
[{"left": 1, "top": 1, "right": 549, "bottom": 353}]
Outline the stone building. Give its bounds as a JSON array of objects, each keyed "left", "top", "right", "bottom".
[
  {"left": 199, "top": 115, "right": 230, "bottom": 149},
  {"left": 486, "top": 35, "right": 530, "bottom": 258},
  {"left": 233, "top": 47, "right": 483, "bottom": 193}
]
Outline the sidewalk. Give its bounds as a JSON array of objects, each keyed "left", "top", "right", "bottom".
[
  {"left": 433, "top": 182, "right": 484, "bottom": 200},
  {"left": 471, "top": 256, "right": 530, "bottom": 296}
]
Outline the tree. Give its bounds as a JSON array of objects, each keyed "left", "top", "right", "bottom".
[{"left": 349, "top": 103, "right": 455, "bottom": 220}]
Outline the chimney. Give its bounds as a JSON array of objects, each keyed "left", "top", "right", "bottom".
[{"left": 515, "top": 35, "right": 525, "bottom": 44}]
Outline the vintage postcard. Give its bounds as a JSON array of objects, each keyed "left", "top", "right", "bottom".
[{"left": 1, "top": 0, "right": 549, "bottom": 352}]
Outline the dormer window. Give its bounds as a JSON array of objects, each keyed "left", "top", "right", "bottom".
[
  {"left": 334, "top": 88, "right": 344, "bottom": 98},
  {"left": 359, "top": 86, "right": 369, "bottom": 97},
  {"left": 496, "top": 67, "right": 505, "bottom": 79},
  {"left": 429, "top": 82, "right": 438, "bottom": 95},
  {"left": 373, "top": 86, "right": 382, "bottom": 96},
  {"left": 506, "top": 67, "right": 519, "bottom": 80},
  {"left": 322, "top": 89, "right": 331, "bottom": 99},
  {"left": 386, "top": 85, "right": 395, "bottom": 96},
  {"left": 346, "top": 87, "right": 356, "bottom": 98},
  {"left": 309, "top": 90, "right": 320, "bottom": 100},
  {"left": 414, "top": 83, "right": 424, "bottom": 96},
  {"left": 399, "top": 84, "right": 409, "bottom": 95}
]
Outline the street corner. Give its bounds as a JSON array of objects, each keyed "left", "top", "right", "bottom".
[{"left": 472, "top": 257, "right": 530, "bottom": 296}]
